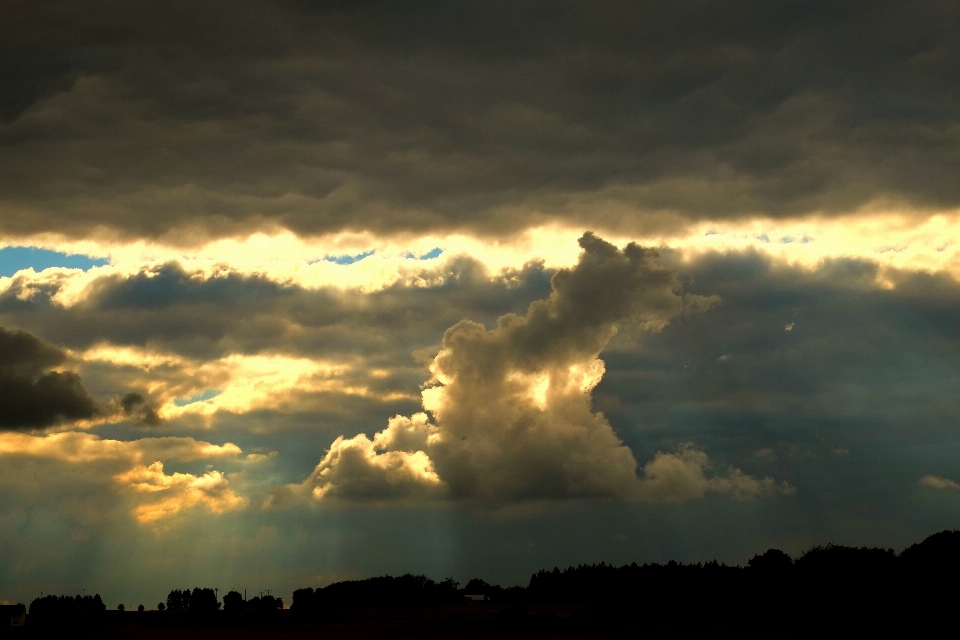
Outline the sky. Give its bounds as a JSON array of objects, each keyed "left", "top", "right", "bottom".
[{"left": 2, "top": 0, "right": 960, "bottom": 608}]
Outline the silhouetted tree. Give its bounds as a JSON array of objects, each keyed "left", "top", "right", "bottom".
[
  {"left": 137, "top": 604, "right": 144, "bottom": 612},
  {"left": 222, "top": 590, "right": 244, "bottom": 614},
  {"left": 157, "top": 602, "right": 165, "bottom": 611},
  {"left": 744, "top": 549, "right": 794, "bottom": 633},
  {"left": 189, "top": 587, "right": 220, "bottom": 613},
  {"left": 900, "top": 529, "right": 960, "bottom": 571},
  {"left": 164, "top": 587, "right": 220, "bottom": 613},
  {"left": 117, "top": 604, "right": 124, "bottom": 611},
  {"left": 165, "top": 589, "right": 190, "bottom": 611},
  {"left": 791, "top": 544, "right": 896, "bottom": 635},
  {"left": 291, "top": 587, "right": 314, "bottom": 612},
  {"left": 244, "top": 594, "right": 283, "bottom": 613},
  {"left": 898, "top": 529, "right": 960, "bottom": 627},
  {"left": 464, "top": 578, "right": 493, "bottom": 594},
  {"left": 748, "top": 548, "right": 793, "bottom": 572}
]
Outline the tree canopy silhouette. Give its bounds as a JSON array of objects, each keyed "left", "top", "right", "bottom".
[
  {"left": 29, "top": 594, "right": 106, "bottom": 616},
  {"left": 164, "top": 588, "right": 220, "bottom": 613},
  {"left": 292, "top": 574, "right": 462, "bottom": 616}
]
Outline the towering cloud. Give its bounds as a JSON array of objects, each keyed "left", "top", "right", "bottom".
[
  {"left": 0, "top": 326, "right": 99, "bottom": 430},
  {"left": 277, "top": 234, "right": 789, "bottom": 504}
]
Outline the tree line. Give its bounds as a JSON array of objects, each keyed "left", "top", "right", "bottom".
[
  {"left": 292, "top": 574, "right": 463, "bottom": 613},
  {"left": 22, "top": 529, "right": 960, "bottom": 634},
  {"left": 289, "top": 529, "right": 960, "bottom": 634},
  {"left": 27, "top": 594, "right": 106, "bottom": 616}
]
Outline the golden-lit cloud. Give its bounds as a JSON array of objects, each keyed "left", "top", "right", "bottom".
[
  {"left": 75, "top": 345, "right": 412, "bottom": 420},
  {"left": 0, "top": 431, "right": 247, "bottom": 525},
  {"left": 6, "top": 209, "right": 960, "bottom": 306},
  {"left": 116, "top": 462, "right": 247, "bottom": 523},
  {"left": 0, "top": 431, "right": 238, "bottom": 463}
]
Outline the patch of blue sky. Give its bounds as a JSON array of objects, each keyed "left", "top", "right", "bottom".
[
  {"left": 403, "top": 248, "right": 443, "bottom": 260},
  {"left": 755, "top": 234, "right": 771, "bottom": 243},
  {"left": 312, "top": 250, "right": 376, "bottom": 265},
  {"left": 418, "top": 247, "right": 443, "bottom": 259},
  {"left": 173, "top": 389, "right": 222, "bottom": 407},
  {"left": 0, "top": 246, "right": 110, "bottom": 277},
  {"left": 308, "top": 248, "right": 442, "bottom": 264}
]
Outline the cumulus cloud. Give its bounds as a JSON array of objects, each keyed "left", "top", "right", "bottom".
[
  {"left": 294, "top": 415, "right": 444, "bottom": 503},
  {"left": 919, "top": 475, "right": 960, "bottom": 492},
  {"left": 636, "top": 445, "right": 794, "bottom": 503},
  {"left": 276, "top": 234, "right": 789, "bottom": 505},
  {"left": 115, "top": 462, "right": 247, "bottom": 523},
  {"left": 0, "top": 326, "right": 99, "bottom": 430},
  {"left": 0, "top": 430, "right": 247, "bottom": 525}
]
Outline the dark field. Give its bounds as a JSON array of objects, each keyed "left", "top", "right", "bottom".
[
  {"left": 0, "top": 601, "right": 929, "bottom": 639},
  {"left": 2, "top": 606, "right": 696, "bottom": 640}
]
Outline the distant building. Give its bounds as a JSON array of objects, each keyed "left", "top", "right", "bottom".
[
  {"left": 0, "top": 604, "right": 26, "bottom": 627},
  {"left": 464, "top": 594, "right": 488, "bottom": 602}
]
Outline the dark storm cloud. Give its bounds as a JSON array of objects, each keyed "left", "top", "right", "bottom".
[
  {"left": 594, "top": 249, "right": 960, "bottom": 515},
  {"left": 0, "top": 326, "right": 99, "bottom": 430},
  {"left": 117, "top": 392, "right": 161, "bottom": 426},
  {"left": 2, "top": 1, "right": 959, "bottom": 240}
]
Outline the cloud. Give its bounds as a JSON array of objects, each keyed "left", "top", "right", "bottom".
[
  {"left": 115, "top": 462, "right": 247, "bottom": 523},
  {"left": 0, "top": 430, "right": 246, "bottom": 525},
  {"left": 636, "top": 445, "right": 794, "bottom": 503},
  {"left": 116, "top": 392, "right": 161, "bottom": 426},
  {"left": 0, "top": 254, "right": 548, "bottom": 360},
  {"left": 2, "top": 2, "right": 960, "bottom": 242},
  {"left": 919, "top": 475, "right": 960, "bottom": 492},
  {"left": 277, "top": 234, "right": 787, "bottom": 504},
  {"left": 297, "top": 421, "right": 445, "bottom": 503},
  {"left": 0, "top": 256, "right": 561, "bottom": 438},
  {"left": 0, "top": 326, "right": 99, "bottom": 430}
]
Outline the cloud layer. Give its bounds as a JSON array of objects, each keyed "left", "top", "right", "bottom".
[{"left": 2, "top": 1, "right": 960, "bottom": 242}]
